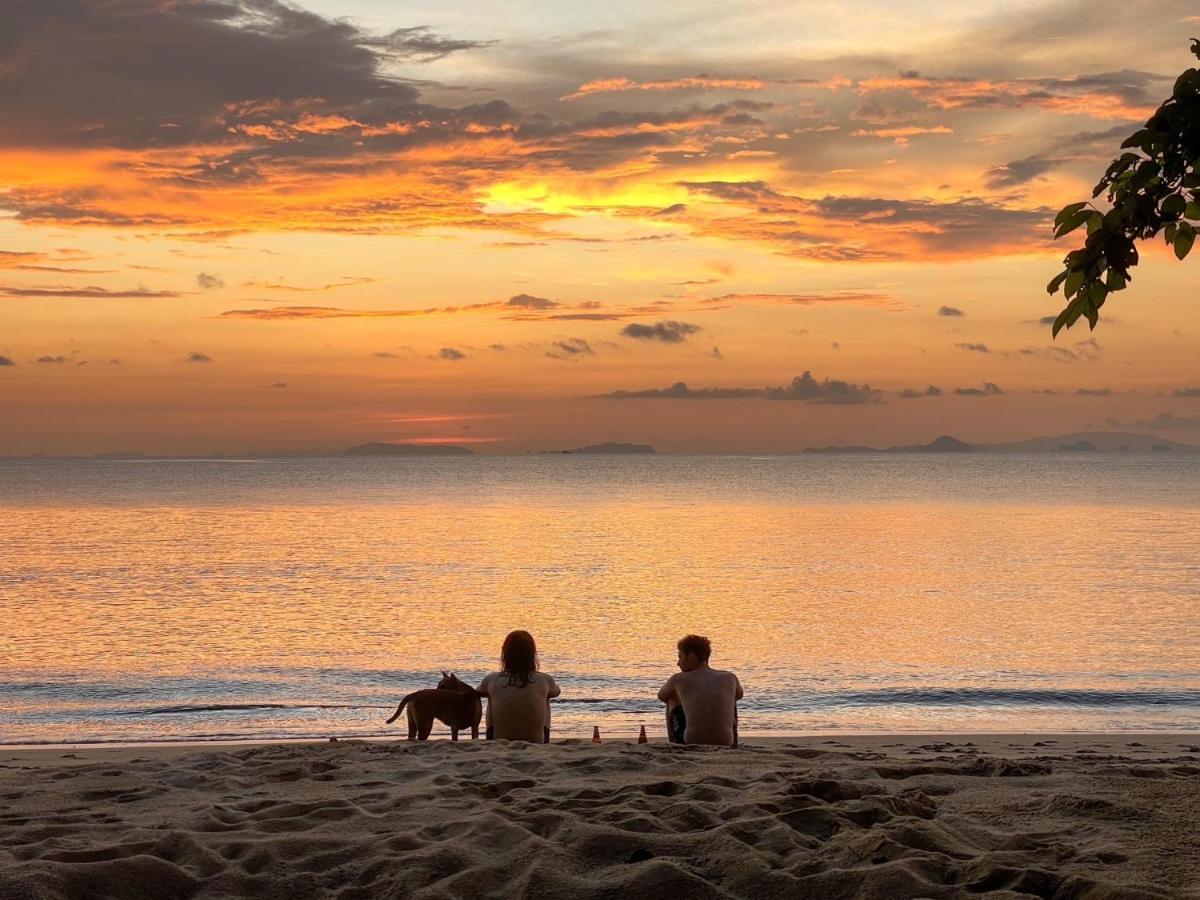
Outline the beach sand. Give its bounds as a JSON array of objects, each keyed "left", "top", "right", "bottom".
[{"left": 0, "top": 734, "right": 1197, "bottom": 899}]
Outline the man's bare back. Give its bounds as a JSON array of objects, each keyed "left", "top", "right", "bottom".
[{"left": 657, "top": 635, "right": 743, "bottom": 747}]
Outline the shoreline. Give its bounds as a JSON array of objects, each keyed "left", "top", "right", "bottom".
[{"left": 4, "top": 729, "right": 1200, "bottom": 754}]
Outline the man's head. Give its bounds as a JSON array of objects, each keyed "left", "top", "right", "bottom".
[{"left": 676, "top": 634, "right": 712, "bottom": 671}]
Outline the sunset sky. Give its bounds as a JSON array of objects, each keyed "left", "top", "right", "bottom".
[{"left": 3, "top": 0, "right": 1200, "bottom": 454}]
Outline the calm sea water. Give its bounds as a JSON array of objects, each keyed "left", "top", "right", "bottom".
[{"left": 2, "top": 455, "right": 1198, "bottom": 744}]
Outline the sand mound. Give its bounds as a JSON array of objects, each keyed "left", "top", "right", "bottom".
[{"left": 0, "top": 737, "right": 1194, "bottom": 899}]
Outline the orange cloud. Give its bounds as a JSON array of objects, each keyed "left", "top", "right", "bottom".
[
  {"left": 702, "top": 291, "right": 899, "bottom": 308},
  {"left": 856, "top": 74, "right": 1158, "bottom": 121},
  {"left": 561, "top": 74, "right": 852, "bottom": 101},
  {"left": 216, "top": 294, "right": 633, "bottom": 322},
  {"left": 561, "top": 76, "right": 768, "bottom": 101},
  {"left": 849, "top": 125, "right": 953, "bottom": 145}
]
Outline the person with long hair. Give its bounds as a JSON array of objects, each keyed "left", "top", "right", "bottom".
[{"left": 476, "top": 630, "right": 560, "bottom": 743}]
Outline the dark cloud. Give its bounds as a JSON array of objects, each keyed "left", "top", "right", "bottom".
[
  {"left": 956, "top": 342, "right": 990, "bottom": 353},
  {"left": 0, "top": 1, "right": 488, "bottom": 150},
  {"left": 764, "top": 372, "right": 880, "bottom": 404},
  {"left": 602, "top": 381, "right": 764, "bottom": 400},
  {"left": 506, "top": 294, "right": 562, "bottom": 310},
  {"left": 653, "top": 203, "right": 688, "bottom": 216},
  {"left": 1175, "top": 387, "right": 1200, "bottom": 397},
  {"left": 186, "top": 351, "right": 212, "bottom": 363},
  {"left": 709, "top": 346, "right": 723, "bottom": 360},
  {"left": 546, "top": 338, "right": 594, "bottom": 359},
  {"left": 0, "top": 355, "right": 15, "bottom": 366},
  {"left": 381, "top": 26, "right": 496, "bottom": 62},
  {"left": 1076, "top": 387, "right": 1113, "bottom": 396},
  {"left": 0, "top": 285, "right": 181, "bottom": 298},
  {"left": 938, "top": 305, "right": 965, "bottom": 317},
  {"left": 535, "top": 312, "right": 630, "bottom": 321},
  {"left": 954, "top": 382, "right": 1003, "bottom": 396},
  {"left": 1017, "top": 346, "right": 1082, "bottom": 363},
  {"left": 372, "top": 351, "right": 400, "bottom": 359},
  {"left": 35, "top": 355, "right": 69, "bottom": 364},
  {"left": 600, "top": 371, "right": 880, "bottom": 404},
  {"left": 898, "top": 385, "right": 943, "bottom": 398},
  {"left": 679, "top": 181, "right": 1052, "bottom": 259},
  {"left": 703, "top": 291, "right": 895, "bottom": 308},
  {"left": 196, "top": 272, "right": 224, "bottom": 290},
  {"left": 269, "top": 382, "right": 287, "bottom": 388},
  {"left": 984, "top": 154, "right": 1067, "bottom": 188},
  {"left": 437, "top": 347, "right": 466, "bottom": 361},
  {"left": 806, "top": 195, "right": 1053, "bottom": 255},
  {"left": 984, "top": 124, "right": 1134, "bottom": 189},
  {"left": 620, "top": 320, "right": 702, "bottom": 342}
]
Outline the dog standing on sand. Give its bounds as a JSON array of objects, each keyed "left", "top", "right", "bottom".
[{"left": 385, "top": 671, "right": 483, "bottom": 741}]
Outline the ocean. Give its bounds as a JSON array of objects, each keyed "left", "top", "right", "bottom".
[{"left": 2, "top": 454, "right": 1198, "bottom": 744}]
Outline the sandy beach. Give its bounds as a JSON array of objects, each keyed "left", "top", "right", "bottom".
[{"left": 0, "top": 734, "right": 1196, "bottom": 899}]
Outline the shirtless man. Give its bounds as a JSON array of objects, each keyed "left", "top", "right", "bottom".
[
  {"left": 656, "top": 634, "right": 742, "bottom": 747},
  {"left": 477, "top": 630, "right": 560, "bottom": 743}
]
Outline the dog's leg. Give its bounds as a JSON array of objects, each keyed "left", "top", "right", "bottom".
[
  {"left": 471, "top": 723, "right": 478, "bottom": 740},
  {"left": 417, "top": 717, "right": 434, "bottom": 741},
  {"left": 407, "top": 706, "right": 418, "bottom": 741},
  {"left": 451, "top": 727, "right": 459, "bottom": 742}
]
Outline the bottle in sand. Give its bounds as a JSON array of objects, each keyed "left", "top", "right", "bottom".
[
  {"left": 592, "top": 726, "right": 602, "bottom": 743},
  {"left": 638, "top": 725, "right": 648, "bottom": 744}
]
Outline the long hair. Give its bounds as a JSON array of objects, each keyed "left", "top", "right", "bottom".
[{"left": 500, "top": 630, "right": 538, "bottom": 687}]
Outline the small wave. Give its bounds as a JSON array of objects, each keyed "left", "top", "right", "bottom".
[
  {"left": 794, "top": 688, "right": 1200, "bottom": 708},
  {"left": 134, "top": 703, "right": 388, "bottom": 716}
]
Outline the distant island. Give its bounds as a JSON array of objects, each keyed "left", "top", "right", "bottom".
[
  {"left": 544, "top": 442, "right": 656, "bottom": 455},
  {"left": 343, "top": 442, "right": 474, "bottom": 457},
  {"left": 805, "top": 432, "right": 1200, "bottom": 454}
]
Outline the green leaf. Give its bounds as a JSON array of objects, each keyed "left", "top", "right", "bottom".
[
  {"left": 1055, "top": 208, "right": 1091, "bottom": 238},
  {"left": 1065, "top": 268, "right": 1085, "bottom": 298},
  {"left": 1052, "top": 299, "right": 1084, "bottom": 338},
  {"left": 1185, "top": 200, "right": 1200, "bottom": 219},
  {"left": 1106, "top": 269, "right": 1127, "bottom": 292},
  {"left": 1163, "top": 194, "right": 1187, "bottom": 217},
  {"left": 1046, "top": 270, "right": 1068, "bottom": 295},
  {"left": 1120, "top": 129, "right": 1152, "bottom": 149},
  {"left": 1085, "top": 211, "right": 1104, "bottom": 234},
  {"left": 1174, "top": 68, "right": 1200, "bottom": 98},
  {"left": 1054, "top": 202, "right": 1088, "bottom": 228},
  {"left": 1175, "top": 228, "right": 1196, "bottom": 260}
]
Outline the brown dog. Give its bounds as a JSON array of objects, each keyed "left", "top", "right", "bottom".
[{"left": 385, "top": 671, "right": 482, "bottom": 741}]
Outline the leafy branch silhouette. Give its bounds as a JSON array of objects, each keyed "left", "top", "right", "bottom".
[{"left": 1048, "top": 40, "right": 1200, "bottom": 336}]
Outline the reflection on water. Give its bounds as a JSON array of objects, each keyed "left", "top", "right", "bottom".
[{"left": 2, "top": 456, "right": 1198, "bottom": 743}]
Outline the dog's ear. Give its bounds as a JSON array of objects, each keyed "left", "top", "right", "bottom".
[{"left": 441, "top": 669, "right": 448, "bottom": 677}]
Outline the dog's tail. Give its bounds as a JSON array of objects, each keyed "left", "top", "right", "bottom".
[{"left": 385, "top": 693, "right": 414, "bottom": 725}]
